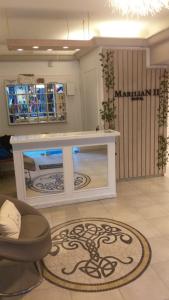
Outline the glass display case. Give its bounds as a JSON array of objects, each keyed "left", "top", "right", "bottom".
[{"left": 5, "top": 82, "right": 66, "bottom": 125}]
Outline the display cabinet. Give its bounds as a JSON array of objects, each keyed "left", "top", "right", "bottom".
[{"left": 5, "top": 82, "right": 66, "bottom": 125}]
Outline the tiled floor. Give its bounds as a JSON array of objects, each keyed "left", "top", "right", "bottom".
[{"left": 1, "top": 173, "right": 169, "bottom": 299}]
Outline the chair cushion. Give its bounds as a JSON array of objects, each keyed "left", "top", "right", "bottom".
[
  {"left": 0, "top": 200, "right": 21, "bottom": 239},
  {"left": 20, "top": 214, "right": 49, "bottom": 239}
]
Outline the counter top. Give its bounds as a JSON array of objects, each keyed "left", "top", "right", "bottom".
[{"left": 10, "top": 130, "right": 120, "bottom": 145}]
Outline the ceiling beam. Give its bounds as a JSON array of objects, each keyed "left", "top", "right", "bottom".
[
  {"left": 0, "top": 54, "right": 76, "bottom": 61},
  {"left": 3, "top": 30, "right": 169, "bottom": 65}
]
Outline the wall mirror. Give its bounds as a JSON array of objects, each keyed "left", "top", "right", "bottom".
[{"left": 5, "top": 82, "right": 66, "bottom": 125}]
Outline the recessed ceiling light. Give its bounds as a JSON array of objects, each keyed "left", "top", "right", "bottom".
[
  {"left": 63, "top": 46, "right": 69, "bottom": 49},
  {"left": 32, "top": 46, "right": 39, "bottom": 49},
  {"left": 47, "top": 49, "right": 53, "bottom": 51},
  {"left": 17, "top": 48, "right": 23, "bottom": 51},
  {"left": 75, "top": 48, "right": 80, "bottom": 51}
]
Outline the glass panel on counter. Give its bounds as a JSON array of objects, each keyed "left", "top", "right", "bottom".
[
  {"left": 72, "top": 145, "right": 108, "bottom": 190},
  {"left": 5, "top": 82, "right": 66, "bottom": 125},
  {"left": 22, "top": 148, "right": 64, "bottom": 197}
]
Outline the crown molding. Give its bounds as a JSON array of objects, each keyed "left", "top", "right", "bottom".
[{"left": 147, "top": 27, "right": 169, "bottom": 46}]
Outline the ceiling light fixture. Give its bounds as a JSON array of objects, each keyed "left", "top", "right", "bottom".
[
  {"left": 107, "top": 0, "right": 169, "bottom": 16},
  {"left": 17, "top": 48, "right": 23, "bottom": 51},
  {"left": 75, "top": 48, "right": 80, "bottom": 51},
  {"left": 63, "top": 46, "right": 69, "bottom": 49},
  {"left": 47, "top": 49, "right": 53, "bottom": 51},
  {"left": 32, "top": 46, "right": 39, "bottom": 49}
]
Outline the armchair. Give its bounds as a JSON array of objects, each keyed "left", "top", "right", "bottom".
[{"left": 0, "top": 194, "right": 51, "bottom": 297}]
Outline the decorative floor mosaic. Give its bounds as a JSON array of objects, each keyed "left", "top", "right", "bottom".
[
  {"left": 42, "top": 217, "right": 151, "bottom": 292},
  {"left": 28, "top": 172, "right": 91, "bottom": 193}
]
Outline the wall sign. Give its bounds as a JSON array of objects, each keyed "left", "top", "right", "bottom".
[{"left": 114, "top": 88, "right": 159, "bottom": 100}]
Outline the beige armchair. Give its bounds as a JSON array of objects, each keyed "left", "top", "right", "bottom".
[{"left": 0, "top": 194, "right": 51, "bottom": 297}]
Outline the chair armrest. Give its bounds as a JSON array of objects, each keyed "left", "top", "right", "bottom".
[{"left": 0, "top": 230, "right": 51, "bottom": 262}]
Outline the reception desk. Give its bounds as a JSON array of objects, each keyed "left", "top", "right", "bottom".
[{"left": 10, "top": 130, "right": 120, "bottom": 208}]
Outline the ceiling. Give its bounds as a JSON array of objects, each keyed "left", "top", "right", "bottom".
[{"left": 0, "top": 0, "right": 169, "bottom": 61}]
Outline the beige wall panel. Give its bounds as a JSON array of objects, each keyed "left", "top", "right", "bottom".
[
  {"left": 132, "top": 50, "right": 138, "bottom": 177},
  {"left": 114, "top": 50, "right": 120, "bottom": 180},
  {"left": 154, "top": 69, "right": 161, "bottom": 175},
  {"left": 137, "top": 50, "right": 143, "bottom": 177},
  {"left": 118, "top": 49, "right": 125, "bottom": 179},
  {"left": 158, "top": 69, "right": 165, "bottom": 176},
  {"left": 103, "top": 48, "right": 165, "bottom": 179},
  {"left": 127, "top": 50, "right": 133, "bottom": 178},
  {"left": 150, "top": 70, "right": 156, "bottom": 175},
  {"left": 123, "top": 49, "right": 129, "bottom": 178},
  {"left": 145, "top": 68, "right": 151, "bottom": 176},
  {"left": 141, "top": 51, "right": 147, "bottom": 176}
]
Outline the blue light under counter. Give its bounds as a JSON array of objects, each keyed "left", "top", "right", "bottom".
[{"left": 23, "top": 147, "right": 80, "bottom": 158}]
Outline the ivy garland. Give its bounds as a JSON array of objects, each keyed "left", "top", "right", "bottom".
[
  {"left": 99, "top": 49, "right": 116, "bottom": 130},
  {"left": 157, "top": 135, "right": 169, "bottom": 170},
  {"left": 157, "top": 70, "right": 169, "bottom": 171},
  {"left": 158, "top": 70, "right": 169, "bottom": 127}
]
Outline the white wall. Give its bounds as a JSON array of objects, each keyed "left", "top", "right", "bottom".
[
  {"left": 0, "top": 60, "right": 83, "bottom": 136},
  {"left": 79, "top": 47, "right": 103, "bottom": 131},
  {"left": 150, "top": 40, "right": 169, "bottom": 65}
]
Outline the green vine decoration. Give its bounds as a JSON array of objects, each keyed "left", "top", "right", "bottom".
[
  {"left": 157, "top": 135, "right": 169, "bottom": 169},
  {"left": 158, "top": 70, "right": 169, "bottom": 127},
  {"left": 157, "top": 70, "right": 169, "bottom": 171},
  {"left": 99, "top": 50, "right": 116, "bottom": 130}
]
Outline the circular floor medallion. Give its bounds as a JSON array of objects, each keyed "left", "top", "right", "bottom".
[
  {"left": 42, "top": 218, "right": 151, "bottom": 292},
  {"left": 29, "top": 172, "right": 91, "bottom": 193}
]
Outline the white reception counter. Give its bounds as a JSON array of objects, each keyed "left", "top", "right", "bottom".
[{"left": 11, "top": 130, "right": 120, "bottom": 208}]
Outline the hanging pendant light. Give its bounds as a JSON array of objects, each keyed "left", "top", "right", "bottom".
[{"left": 107, "top": 0, "right": 169, "bottom": 16}]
